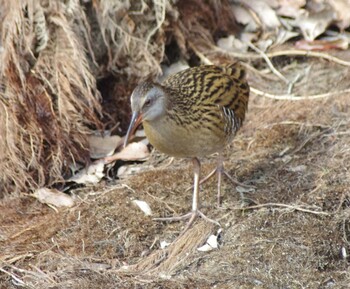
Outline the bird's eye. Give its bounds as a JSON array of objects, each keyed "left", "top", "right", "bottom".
[{"left": 144, "top": 99, "right": 152, "bottom": 107}]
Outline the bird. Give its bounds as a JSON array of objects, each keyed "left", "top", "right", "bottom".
[{"left": 124, "top": 62, "right": 250, "bottom": 228}]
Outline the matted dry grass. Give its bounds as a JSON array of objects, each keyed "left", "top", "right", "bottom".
[
  {"left": 1, "top": 53, "right": 350, "bottom": 287},
  {"left": 0, "top": 0, "right": 103, "bottom": 195},
  {"left": 1, "top": 0, "right": 350, "bottom": 287},
  {"left": 0, "top": 0, "right": 237, "bottom": 195}
]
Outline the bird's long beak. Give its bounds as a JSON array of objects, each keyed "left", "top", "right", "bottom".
[{"left": 124, "top": 111, "right": 143, "bottom": 148}]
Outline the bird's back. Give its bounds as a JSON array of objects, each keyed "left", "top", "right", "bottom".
[
  {"left": 162, "top": 62, "right": 249, "bottom": 139},
  {"left": 142, "top": 62, "right": 249, "bottom": 158}
]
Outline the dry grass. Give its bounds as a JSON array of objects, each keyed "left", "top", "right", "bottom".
[
  {"left": 1, "top": 53, "right": 350, "bottom": 287},
  {"left": 0, "top": 0, "right": 234, "bottom": 194},
  {"left": 1, "top": 0, "right": 350, "bottom": 288},
  {"left": 0, "top": 0, "right": 103, "bottom": 194}
]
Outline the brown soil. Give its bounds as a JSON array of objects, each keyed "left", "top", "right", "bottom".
[{"left": 1, "top": 55, "right": 350, "bottom": 288}]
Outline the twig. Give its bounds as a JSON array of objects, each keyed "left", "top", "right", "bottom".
[
  {"left": 0, "top": 253, "right": 33, "bottom": 265},
  {"left": 0, "top": 268, "right": 27, "bottom": 287},
  {"left": 247, "top": 42, "right": 289, "bottom": 84},
  {"left": 267, "top": 49, "right": 350, "bottom": 67},
  {"left": 250, "top": 86, "right": 350, "bottom": 100},
  {"left": 237, "top": 202, "right": 330, "bottom": 216},
  {"left": 211, "top": 46, "right": 350, "bottom": 67},
  {"left": 9, "top": 224, "right": 40, "bottom": 239},
  {"left": 265, "top": 121, "right": 331, "bottom": 129},
  {"left": 287, "top": 73, "right": 303, "bottom": 95}
]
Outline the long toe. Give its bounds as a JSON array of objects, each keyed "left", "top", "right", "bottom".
[
  {"left": 223, "top": 170, "right": 256, "bottom": 189},
  {"left": 153, "top": 210, "right": 220, "bottom": 228}
]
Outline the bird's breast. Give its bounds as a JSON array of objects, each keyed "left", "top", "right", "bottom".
[{"left": 143, "top": 114, "right": 227, "bottom": 158}]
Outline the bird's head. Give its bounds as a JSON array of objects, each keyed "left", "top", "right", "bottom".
[{"left": 124, "top": 81, "right": 167, "bottom": 147}]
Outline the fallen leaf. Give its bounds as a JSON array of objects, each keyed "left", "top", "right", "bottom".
[
  {"left": 295, "top": 37, "right": 348, "bottom": 50},
  {"left": 232, "top": 4, "right": 258, "bottom": 31},
  {"left": 117, "top": 164, "right": 151, "bottom": 178},
  {"left": 160, "top": 240, "right": 171, "bottom": 249},
  {"left": 132, "top": 200, "right": 152, "bottom": 216},
  {"left": 240, "top": 32, "right": 258, "bottom": 44},
  {"left": 34, "top": 188, "right": 75, "bottom": 207},
  {"left": 328, "top": 0, "right": 350, "bottom": 30},
  {"left": 69, "top": 160, "right": 105, "bottom": 184},
  {"left": 241, "top": 0, "right": 281, "bottom": 29},
  {"left": 296, "top": 8, "right": 335, "bottom": 41},
  {"left": 276, "top": 0, "right": 306, "bottom": 18},
  {"left": 275, "top": 29, "right": 299, "bottom": 46},
  {"left": 257, "top": 39, "right": 274, "bottom": 52},
  {"left": 217, "top": 35, "right": 249, "bottom": 52},
  {"left": 104, "top": 142, "right": 149, "bottom": 164},
  {"left": 88, "top": 134, "right": 122, "bottom": 159},
  {"left": 197, "top": 229, "right": 222, "bottom": 252}
]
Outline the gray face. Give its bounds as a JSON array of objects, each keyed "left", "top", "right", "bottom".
[{"left": 130, "top": 81, "right": 167, "bottom": 122}]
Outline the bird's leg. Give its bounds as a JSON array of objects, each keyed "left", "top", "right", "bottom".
[
  {"left": 191, "top": 157, "right": 200, "bottom": 212},
  {"left": 153, "top": 158, "right": 220, "bottom": 228},
  {"left": 187, "top": 152, "right": 255, "bottom": 206},
  {"left": 216, "top": 152, "right": 224, "bottom": 206}
]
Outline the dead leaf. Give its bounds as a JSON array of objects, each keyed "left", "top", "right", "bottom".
[
  {"left": 240, "top": 0, "right": 281, "bottom": 29},
  {"left": 232, "top": 4, "right": 258, "bottom": 31},
  {"left": 160, "top": 240, "right": 171, "bottom": 249},
  {"left": 275, "top": 29, "right": 299, "bottom": 46},
  {"left": 132, "top": 200, "right": 152, "bottom": 216},
  {"left": 217, "top": 35, "right": 249, "bottom": 52},
  {"left": 328, "top": 0, "right": 350, "bottom": 30},
  {"left": 240, "top": 32, "right": 258, "bottom": 44},
  {"left": 197, "top": 229, "right": 222, "bottom": 252},
  {"left": 276, "top": 0, "right": 306, "bottom": 18},
  {"left": 69, "top": 160, "right": 105, "bottom": 184},
  {"left": 257, "top": 39, "right": 274, "bottom": 51},
  {"left": 295, "top": 37, "right": 348, "bottom": 50},
  {"left": 88, "top": 134, "right": 122, "bottom": 159},
  {"left": 296, "top": 8, "right": 335, "bottom": 41},
  {"left": 117, "top": 164, "right": 150, "bottom": 178},
  {"left": 34, "top": 188, "right": 75, "bottom": 208},
  {"left": 104, "top": 142, "right": 149, "bottom": 164}
]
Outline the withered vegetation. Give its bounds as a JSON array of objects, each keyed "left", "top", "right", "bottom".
[
  {"left": 1, "top": 0, "right": 350, "bottom": 288},
  {"left": 0, "top": 0, "right": 236, "bottom": 195},
  {"left": 0, "top": 0, "right": 102, "bottom": 194}
]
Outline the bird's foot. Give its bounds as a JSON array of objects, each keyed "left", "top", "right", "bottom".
[
  {"left": 185, "top": 167, "right": 255, "bottom": 207},
  {"left": 222, "top": 170, "right": 255, "bottom": 189},
  {"left": 186, "top": 168, "right": 254, "bottom": 192},
  {"left": 154, "top": 210, "right": 220, "bottom": 229}
]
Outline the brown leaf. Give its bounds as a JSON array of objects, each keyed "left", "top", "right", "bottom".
[
  {"left": 69, "top": 160, "right": 105, "bottom": 184},
  {"left": 240, "top": 0, "right": 281, "bottom": 29},
  {"left": 34, "top": 188, "right": 75, "bottom": 208},
  {"left": 104, "top": 142, "right": 149, "bottom": 164},
  {"left": 328, "top": 0, "right": 350, "bottom": 30},
  {"left": 276, "top": 0, "right": 306, "bottom": 18},
  {"left": 295, "top": 37, "right": 348, "bottom": 50},
  {"left": 88, "top": 134, "right": 122, "bottom": 159},
  {"left": 296, "top": 8, "right": 335, "bottom": 41}
]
